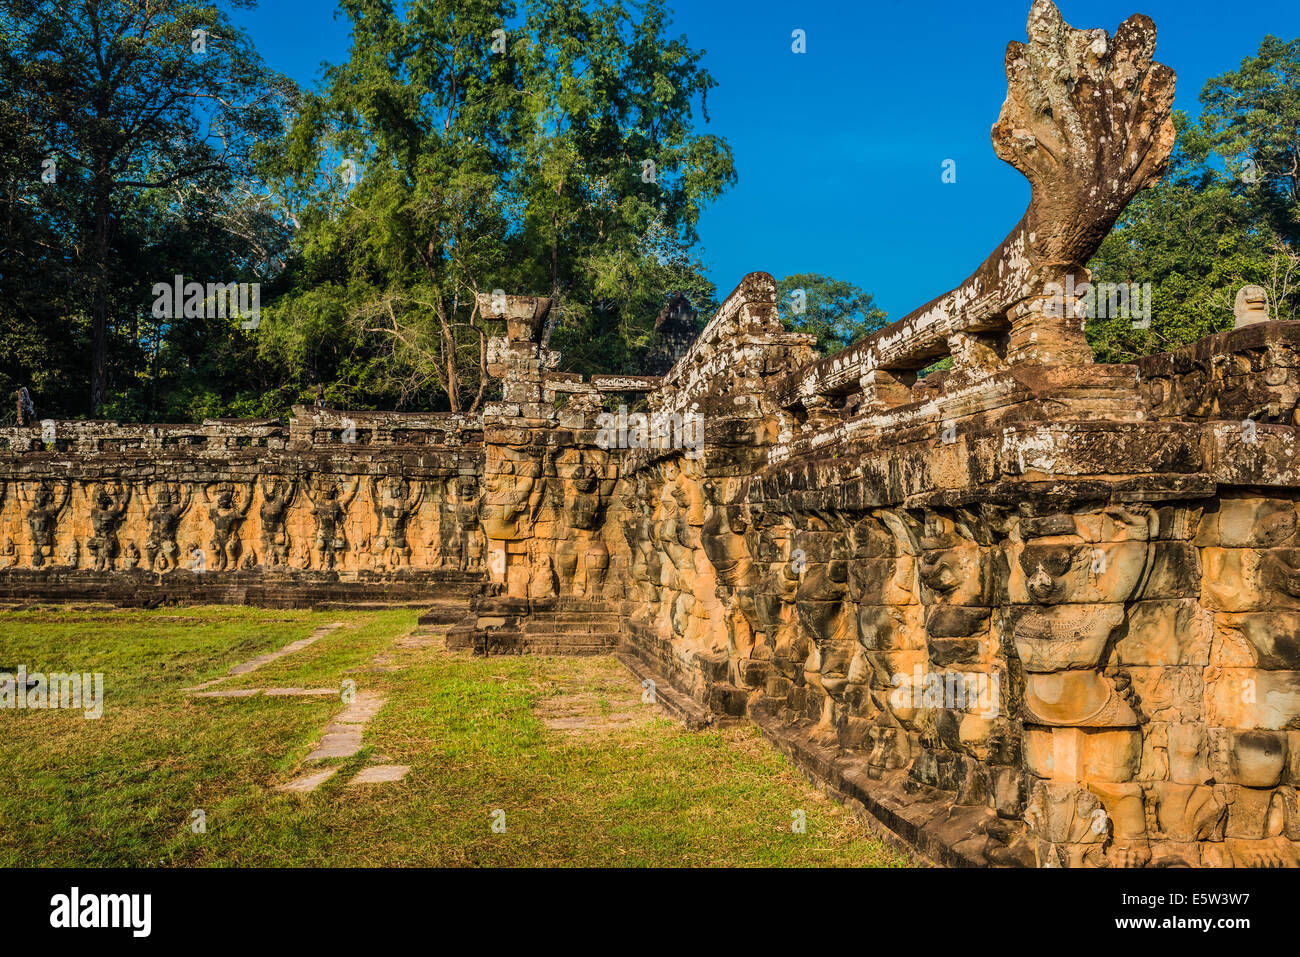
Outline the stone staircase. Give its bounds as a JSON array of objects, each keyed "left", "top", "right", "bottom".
[
  {"left": 446, "top": 597, "right": 625, "bottom": 655},
  {"left": 619, "top": 616, "right": 750, "bottom": 728}
]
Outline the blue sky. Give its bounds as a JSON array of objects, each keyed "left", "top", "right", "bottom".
[{"left": 234, "top": 0, "right": 1300, "bottom": 319}]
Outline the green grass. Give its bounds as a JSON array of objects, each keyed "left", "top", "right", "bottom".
[{"left": 0, "top": 605, "right": 910, "bottom": 867}]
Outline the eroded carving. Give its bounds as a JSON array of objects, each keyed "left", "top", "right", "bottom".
[{"left": 143, "top": 482, "right": 192, "bottom": 572}]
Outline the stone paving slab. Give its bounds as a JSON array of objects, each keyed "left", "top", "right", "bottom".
[
  {"left": 335, "top": 691, "right": 386, "bottom": 724},
  {"left": 305, "top": 729, "right": 364, "bottom": 760},
  {"left": 348, "top": 764, "right": 409, "bottom": 785},
  {"left": 185, "top": 677, "right": 227, "bottom": 692},
  {"left": 303, "top": 692, "right": 386, "bottom": 761},
  {"left": 229, "top": 622, "right": 344, "bottom": 675},
  {"left": 394, "top": 635, "right": 438, "bottom": 649},
  {"left": 263, "top": 687, "right": 338, "bottom": 697},
  {"left": 275, "top": 767, "right": 339, "bottom": 794},
  {"left": 183, "top": 621, "right": 344, "bottom": 691},
  {"left": 268, "top": 630, "right": 419, "bottom": 793},
  {"left": 192, "top": 687, "right": 337, "bottom": 699}
]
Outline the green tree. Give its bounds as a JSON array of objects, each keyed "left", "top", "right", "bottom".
[
  {"left": 2, "top": 0, "right": 293, "bottom": 415},
  {"left": 0, "top": 9, "right": 86, "bottom": 418},
  {"left": 775, "top": 273, "right": 888, "bottom": 355},
  {"left": 1087, "top": 37, "right": 1300, "bottom": 363},
  {"left": 1200, "top": 35, "right": 1300, "bottom": 239},
  {"left": 261, "top": 0, "right": 734, "bottom": 414}
]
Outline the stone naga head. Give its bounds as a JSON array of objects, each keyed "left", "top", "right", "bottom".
[
  {"left": 992, "top": 0, "right": 1176, "bottom": 274},
  {"left": 775, "top": 1, "right": 1177, "bottom": 400}
]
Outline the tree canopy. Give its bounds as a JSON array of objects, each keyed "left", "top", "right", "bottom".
[
  {"left": 775, "top": 272, "right": 888, "bottom": 354},
  {"left": 0, "top": 6, "right": 1295, "bottom": 420},
  {"left": 0, "top": 0, "right": 294, "bottom": 419},
  {"left": 1086, "top": 36, "right": 1300, "bottom": 362},
  {"left": 256, "top": 0, "right": 734, "bottom": 414}
]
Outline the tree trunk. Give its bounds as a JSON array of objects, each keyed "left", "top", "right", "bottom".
[
  {"left": 540, "top": 181, "right": 564, "bottom": 349},
  {"left": 89, "top": 163, "right": 112, "bottom": 415},
  {"left": 467, "top": 303, "right": 488, "bottom": 415},
  {"left": 435, "top": 297, "right": 460, "bottom": 414}
]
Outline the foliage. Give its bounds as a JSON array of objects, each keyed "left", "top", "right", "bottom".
[
  {"left": 3, "top": 7, "right": 1296, "bottom": 417},
  {"left": 0, "top": 0, "right": 294, "bottom": 418},
  {"left": 774, "top": 273, "right": 888, "bottom": 355},
  {"left": 259, "top": 0, "right": 735, "bottom": 414},
  {"left": 1087, "top": 37, "right": 1300, "bottom": 363}
]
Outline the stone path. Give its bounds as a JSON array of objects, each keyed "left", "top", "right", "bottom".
[
  {"left": 185, "top": 621, "right": 345, "bottom": 692},
  {"left": 192, "top": 686, "right": 336, "bottom": 699},
  {"left": 303, "top": 691, "right": 386, "bottom": 760},
  {"left": 276, "top": 767, "right": 339, "bottom": 793},
  {"left": 272, "top": 628, "right": 442, "bottom": 794},
  {"left": 179, "top": 616, "right": 419, "bottom": 795},
  {"left": 535, "top": 666, "right": 658, "bottom": 738},
  {"left": 348, "top": 764, "right": 410, "bottom": 785},
  {"left": 275, "top": 685, "right": 407, "bottom": 793}
]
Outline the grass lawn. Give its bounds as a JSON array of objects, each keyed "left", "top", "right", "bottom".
[{"left": 0, "top": 605, "right": 910, "bottom": 867}]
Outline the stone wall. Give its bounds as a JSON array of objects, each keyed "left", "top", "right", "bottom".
[
  {"left": 448, "top": 1, "right": 1300, "bottom": 867},
  {"left": 0, "top": 408, "right": 486, "bottom": 606},
  {"left": 601, "top": 295, "right": 1300, "bottom": 867},
  {"left": 424, "top": 257, "right": 1300, "bottom": 866},
  {"left": 5, "top": 0, "right": 1299, "bottom": 867}
]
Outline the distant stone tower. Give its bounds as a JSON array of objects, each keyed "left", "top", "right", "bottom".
[{"left": 637, "top": 293, "right": 701, "bottom": 375}]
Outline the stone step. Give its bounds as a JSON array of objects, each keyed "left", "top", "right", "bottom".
[
  {"left": 529, "top": 601, "right": 626, "bottom": 614},
  {"left": 522, "top": 612, "right": 623, "bottom": 625},
  {"left": 515, "top": 642, "right": 613, "bottom": 656},
  {"left": 476, "top": 632, "right": 615, "bottom": 656},
  {"left": 512, "top": 632, "right": 618, "bottom": 645},
  {"left": 444, "top": 627, "right": 476, "bottom": 652},
  {"left": 417, "top": 604, "right": 473, "bottom": 625},
  {"left": 521, "top": 619, "right": 620, "bottom": 634},
  {"left": 312, "top": 600, "right": 438, "bottom": 611},
  {"left": 615, "top": 650, "right": 720, "bottom": 731}
]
